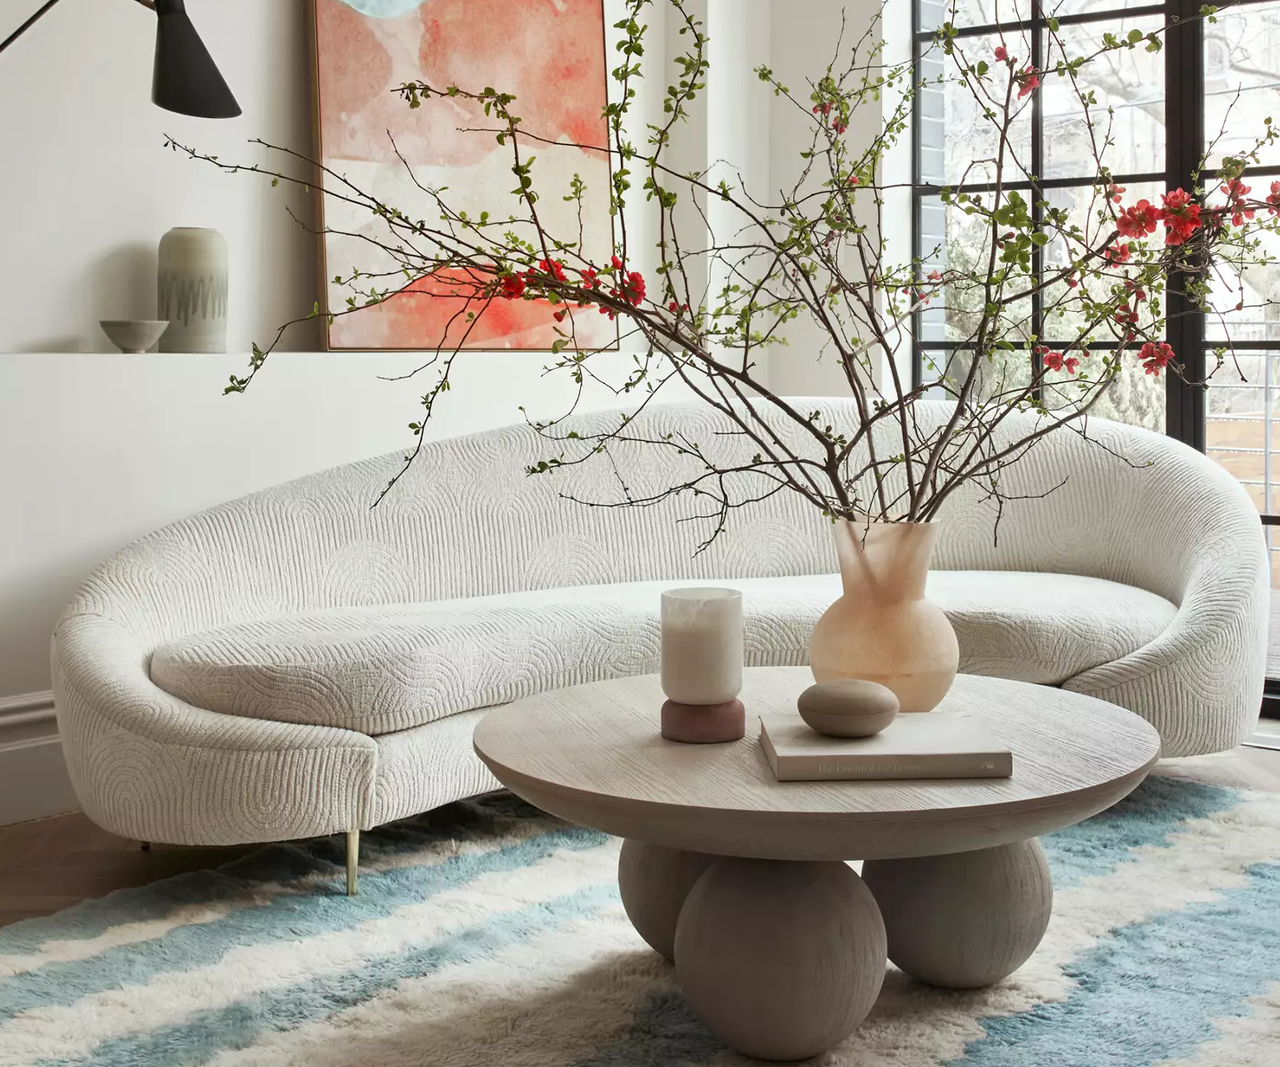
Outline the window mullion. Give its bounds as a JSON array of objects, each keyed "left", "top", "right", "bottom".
[
  {"left": 911, "top": 0, "right": 925, "bottom": 390},
  {"left": 1030, "top": 1, "right": 1044, "bottom": 397},
  {"left": 1164, "top": 0, "right": 1206, "bottom": 450}
]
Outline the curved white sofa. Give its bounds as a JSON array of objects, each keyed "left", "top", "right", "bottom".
[{"left": 52, "top": 400, "right": 1268, "bottom": 850}]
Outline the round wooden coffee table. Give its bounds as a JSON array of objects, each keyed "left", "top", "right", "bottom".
[{"left": 473, "top": 667, "right": 1160, "bottom": 1061}]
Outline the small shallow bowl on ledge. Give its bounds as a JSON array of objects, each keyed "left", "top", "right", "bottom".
[
  {"left": 797, "top": 678, "right": 900, "bottom": 737},
  {"left": 100, "top": 320, "right": 171, "bottom": 354}
]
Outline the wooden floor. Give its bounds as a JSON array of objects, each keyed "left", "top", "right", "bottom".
[{"left": 2, "top": 731, "right": 1280, "bottom": 928}]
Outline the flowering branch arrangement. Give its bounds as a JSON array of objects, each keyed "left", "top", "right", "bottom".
[{"left": 168, "top": 0, "right": 1280, "bottom": 544}]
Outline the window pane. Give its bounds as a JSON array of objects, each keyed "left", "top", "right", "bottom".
[
  {"left": 922, "top": 347, "right": 1035, "bottom": 404},
  {"left": 918, "top": 0, "right": 1032, "bottom": 32},
  {"left": 1205, "top": 1, "right": 1280, "bottom": 168},
  {"left": 1040, "top": 180, "right": 1164, "bottom": 346},
  {"left": 1207, "top": 352, "right": 1280, "bottom": 522},
  {"left": 1043, "top": 349, "right": 1166, "bottom": 432},
  {"left": 1042, "top": 16, "right": 1165, "bottom": 180},
  {"left": 1048, "top": 1, "right": 1162, "bottom": 16},
  {"left": 920, "top": 1, "right": 1163, "bottom": 31},
  {"left": 918, "top": 30, "right": 1033, "bottom": 186},
  {"left": 918, "top": 195, "right": 1035, "bottom": 346},
  {"left": 1202, "top": 197, "right": 1280, "bottom": 343}
]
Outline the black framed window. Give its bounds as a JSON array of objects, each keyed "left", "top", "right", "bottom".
[{"left": 912, "top": 0, "right": 1280, "bottom": 584}]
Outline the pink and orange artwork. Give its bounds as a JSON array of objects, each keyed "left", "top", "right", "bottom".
[{"left": 313, "top": 0, "right": 615, "bottom": 351}]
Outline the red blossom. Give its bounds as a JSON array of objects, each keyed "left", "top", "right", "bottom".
[
  {"left": 1067, "top": 274, "right": 1079, "bottom": 288},
  {"left": 1042, "top": 350, "right": 1065, "bottom": 372},
  {"left": 1104, "top": 241, "right": 1133, "bottom": 264},
  {"left": 620, "top": 271, "right": 647, "bottom": 305},
  {"left": 1139, "top": 341, "right": 1175, "bottom": 376},
  {"left": 1221, "top": 179, "right": 1255, "bottom": 226},
  {"left": 1268, "top": 180, "right": 1280, "bottom": 216},
  {"left": 552, "top": 308, "right": 568, "bottom": 322},
  {"left": 1117, "top": 199, "right": 1159, "bottom": 238},
  {"left": 812, "top": 101, "right": 833, "bottom": 116},
  {"left": 581, "top": 267, "right": 601, "bottom": 290},
  {"left": 536, "top": 258, "right": 567, "bottom": 281},
  {"left": 994, "top": 45, "right": 1009, "bottom": 62},
  {"left": 1158, "top": 188, "right": 1202, "bottom": 246},
  {"left": 1064, "top": 355, "right": 1080, "bottom": 374},
  {"left": 1108, "top": 184, "right": 1127, "bottom": 204},
  {"left": 833, "top": 121, "right": 848, "bottom": 135},
  {"left": 499, "top": 273, "right": 526, "bottom": 300},
  {"left": 847, "top": 175, "right": 860, "bottom": 186},
  {"left": 610, "top": 255, "right": 624, "bottom": 270},
  {"left": 1115, "top": 304, "right": 1138, "bottom": 326},
  {"left": 1016, "top": 67, "right": 1040, "bottom": 99}
]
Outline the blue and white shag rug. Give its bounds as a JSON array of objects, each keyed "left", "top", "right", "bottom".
[{"left": 2, "top": 776, "right": 1280, "bottom": 1067}]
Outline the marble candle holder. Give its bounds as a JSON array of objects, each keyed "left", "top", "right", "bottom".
[{"left": 659, "top": 587, "right": 745, "bottom": 744}]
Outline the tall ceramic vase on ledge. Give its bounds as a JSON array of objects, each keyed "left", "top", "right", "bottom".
[
  {"left": 158, "top": 227, "right": 229, "bottom": 353},
  {"left": 809, "top": 520, "right": 959, "bottom": 713}
]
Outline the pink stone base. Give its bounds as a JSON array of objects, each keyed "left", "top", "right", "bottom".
[{"left": 660, "top": 699, "right": 746, "bottom": 744}]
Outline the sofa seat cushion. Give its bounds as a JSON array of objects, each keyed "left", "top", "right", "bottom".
[{"left": 150, "top": 572, "right": 1177, "bottom": 735}]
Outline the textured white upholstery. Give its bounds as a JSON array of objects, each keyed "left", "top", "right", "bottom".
[
  {"left": 52, "top": 400, "right": 1269, "bottom": 845},
  {"left": 149, "top": 573, "right": 1176, "bottom": 734}
]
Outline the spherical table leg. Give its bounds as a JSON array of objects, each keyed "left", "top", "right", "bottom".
[
  {"left": 862, "top": 838, "right": 1052, "bottom": 989},
  {"left": 617, "top": 839, "right": 715, "bottom": 961},
  {"left": 673, "top": 858, "right": 886, "bottom": 1062}
]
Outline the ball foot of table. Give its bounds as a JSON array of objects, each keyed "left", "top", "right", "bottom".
[
  {"left": 862, "top": 838, "right": 1053, "bottom": 989},
  {"left": 673, "top": 857, "right": 887, "bottom": 1062},
  {"left": 617, "top": 840, "right": 715, "bottom": 961}
]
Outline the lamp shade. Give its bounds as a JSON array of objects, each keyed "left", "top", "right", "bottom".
[{"left": 152, "top": 0, "right": 241, "bottom": 119}]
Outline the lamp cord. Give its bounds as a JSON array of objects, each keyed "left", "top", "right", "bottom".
[{"left": 1, "top": 0, "right": 155, "bottom": 56}]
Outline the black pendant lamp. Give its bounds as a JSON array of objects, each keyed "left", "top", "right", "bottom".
[
  {"left": 152, "top": 0, "right": 240, "bottom": 118},
  {"left": 1, "top": 0, "right": 241, "bottom": 120}
]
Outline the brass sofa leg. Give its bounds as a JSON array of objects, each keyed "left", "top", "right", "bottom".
[{"left": 346, "top": 829, "right": 360, "bottom": 896}]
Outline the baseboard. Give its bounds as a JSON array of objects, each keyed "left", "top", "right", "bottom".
[
  {"left": 1261, "top": 679, "right": 1280, "bottom": 720},
  {"left": 0, "top": 691, "right": 80, "bottom": 826}
]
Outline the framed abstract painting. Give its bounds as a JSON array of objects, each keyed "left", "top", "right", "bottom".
[{"left": 312, "top": 0, "right": 616, "bottom": 351}]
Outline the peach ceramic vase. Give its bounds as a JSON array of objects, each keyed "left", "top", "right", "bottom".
[{"left": 809, "top": 519, "right": 959, "bottom": 712}]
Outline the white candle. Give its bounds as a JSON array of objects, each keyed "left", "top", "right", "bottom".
[{"left": 660, "top": 587, "right": 744, "bottom": 706}]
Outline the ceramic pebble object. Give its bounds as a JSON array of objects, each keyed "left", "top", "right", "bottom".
[{"left": 797, "top": 679, "right": 900, "bottom": 737}]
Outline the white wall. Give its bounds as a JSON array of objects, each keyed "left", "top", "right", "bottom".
[{"left": 765, "top": 0, "right": 890, "bottom": 396}]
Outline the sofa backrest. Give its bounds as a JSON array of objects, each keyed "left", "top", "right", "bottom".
[{"left": 61, "top": 397, "right": 1250, "bottom": 648}]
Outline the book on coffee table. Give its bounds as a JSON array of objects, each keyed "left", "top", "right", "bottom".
[{"left": 758, "top": 712, "right": 1013, "bottom": 781}]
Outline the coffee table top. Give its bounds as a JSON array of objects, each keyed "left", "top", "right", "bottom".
[{"left": 473, "top": 668, "right": 1161, "bottom": 861}]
